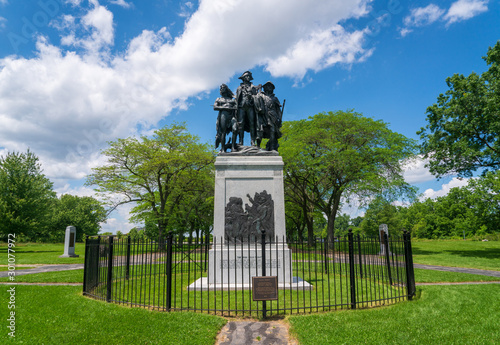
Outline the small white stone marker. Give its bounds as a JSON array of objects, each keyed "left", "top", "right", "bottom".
[
  {"left": 379, "top": 224, "right": 391, "bottom": 255},
  {"left": 59, "top": 226, "right": 79, "bottom": 258}
]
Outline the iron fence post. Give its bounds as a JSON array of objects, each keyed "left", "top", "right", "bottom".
[
  {"left": 403, "top": 230, "right": 416, "bottom": 298},
  {"left": 323, "top": 237, "right": 329, "bottom": 274},
  {"left": 348, "top": 229, "right": 356, "bottom": 309},
  {"left": 204, "top": 233, "right": 209, "bottom": 272},
  {"left": 408, "top": 231, "right": 416, "bottom": 295},
  {"left": 383, "top": 233, "right": 393, "bottom": 285},
  {"left": 83, "top": 235, "right": 89, "bottom": 294},
  {"left": 357, "top": 234, "right": 363, "bottom": 278},
  {"left": 125, "top": 235, "right": 131, "bottom": 280},
  {"left": 261, "top": 229, "right": 267, "bottom": 319},
  {"left": 403, "top": 231, "right": 413, "bottom": 300},
  {"left": 165, "top": 231, "right": 173, "bottom": 311},
  {"left": 96, "top": 236, "right": 101, "bottom": 283},
  {"left": 106, "top": 236, "right": 114, "bottom": 303}
]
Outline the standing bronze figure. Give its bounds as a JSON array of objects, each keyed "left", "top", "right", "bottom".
[
  {"left": 256, "top": 81, "right": 283, "bottom": 151},
  {"left": 214, "top": 71, "right": 284, "bottom": 152},
  {"left": 235, "top": 71, "right": 260, "bottom": 147},
  {"left": 214, "top": 84, "right": 237, "bottom": 152}
]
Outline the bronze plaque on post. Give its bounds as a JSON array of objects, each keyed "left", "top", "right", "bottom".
[
  {"left": 380, "top": 230, "right": 386, "bottom": 245},
  {"left": 252, "top": 276, "right": 278, "bottom": 301},
  {"left": 69, "top": 232, "right": 75, "bottom": 248}
]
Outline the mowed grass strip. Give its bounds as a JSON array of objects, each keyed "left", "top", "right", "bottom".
[
  {"left": 2, "top": 285, "right": 226, "bottom": 345},
  {"left": 0, "top": 269, "right": 84, "bottom": 283},
  {"left": 414, "top": 268, "right": 499, "bottom": 283},
  {"left": 411, "top": 240, "right": 500, "bottom": 271},
  {"left": 1, "top": 266, "right": 498, "bottom": 285},
  {"left": 0, "top": 242, "right": 85, "bottom": 264},
  {"left": 288, "top": 284, "right": 500, "bottom": 345}
]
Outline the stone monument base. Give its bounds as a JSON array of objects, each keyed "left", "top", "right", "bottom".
[
  {"left": 59, "top": 254, "right": 79, "bottom": 258},
  {"left": 187, "top": 276, "right": 312, "bottom": 291},
  {"left": 201, "top": 153, "right": 312, "bottom": 291}
]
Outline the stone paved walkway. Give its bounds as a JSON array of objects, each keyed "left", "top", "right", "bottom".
[{"left": 216, "top": 321, "right": 297, "bottom": 345}]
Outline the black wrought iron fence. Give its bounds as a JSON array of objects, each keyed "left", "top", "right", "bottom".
[{"left": 83, "top": 230, "right": 416, "bottom": 318}]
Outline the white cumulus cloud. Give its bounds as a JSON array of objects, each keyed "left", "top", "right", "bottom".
[
  {"left": 421, "top": 177, "right": 470, "bottom": 200},
  {"left": 402, "top": 156, "right": 436, "bottom": 184},
  {"left": 109, "top": 0, "right": 132, "bottom": 9},
  {"left": 400, "top": 0, "right": 489, "bottom": 36},
  {"left": 0, "top": 0, "right": 374, "bottom": 186},
  {"left": 401, "top": 4, "right": 445, "bottom": 37},
  {"left": 444, "top": 0, "right": 489, "bottom": 25}
]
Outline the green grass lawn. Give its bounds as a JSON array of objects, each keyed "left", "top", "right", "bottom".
[
  {"left": 0, "top": 269, "right": 84, "bottom": 283},
  {"left": 289, "top": 284, "right": 500, "bottom": 344},
  {"left": 1, "top": 285, "right": 226, "bottom": 344},
  {"left": 0, "top": 242, "right": 85, "bottom": 264},
  {"left": 1, "top": 240, "right": 498, "bottom": 344},
  {"left": 2, "top": 267, "right": 497, "bottom": 285},
  {"left": 411, "top": 239, "right": 500, "bottom": 271},
  {"left": 414, "top": 268, "right": 499, "bottom": 283}
]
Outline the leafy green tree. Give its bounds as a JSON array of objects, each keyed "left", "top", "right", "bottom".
[
  {"left": 127, "top": 227, "right": 145, "bottom": 241},
  {"left": 280, "top": 111, "right": 417, "bottom": 243},
  {"left": 401, "top": 172, "right": 500, "bottom": 238},
  {"left": 334, "top": 213, "right": 352, "bottom": 237},
  {"left": 418, "top": 41, "right": 500, "bottom": 178},
  {"left": 282, "top": 165, "right": 317, "bottom": 244},
  {"left": 50, "top": 194, "right": 107, "bottom": 242},
  {"left": 86, "top": 123, "right": 215, "bottom": 247},
  {"left": 0, "top": 149, "right": 56, "bottom": 240},
  {"left": 359, "top": 197, "right": 403, "bottom": 237},
  {"left": 284, "top": 199, "right": 307, "bottom": 240}
]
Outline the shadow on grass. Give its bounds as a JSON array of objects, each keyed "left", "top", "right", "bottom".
[
  {"left": 410, "top": 248, "right": 435, "bottom": 255},
  {"left": 0, "top": 249, "right": 59, "bottom": 254},
  {"left": 443, "top": 248, "right": 500, "bottom": 260}
]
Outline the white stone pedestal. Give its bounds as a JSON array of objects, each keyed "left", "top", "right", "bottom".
[
  {"left": 59, "top": 226, "right": 79, "bottom": 258},
  {"left": 213, "top": 154, "right": 287, "bottom": 239},
  {"left": 188, "top": 153, "right": 311, "bottom": 291}
]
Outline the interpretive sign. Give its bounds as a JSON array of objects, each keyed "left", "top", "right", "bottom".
[{"left": 252, "top": 276, "right": 278, "bottom": 301}]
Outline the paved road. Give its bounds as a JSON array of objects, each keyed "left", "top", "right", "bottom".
[
  {"left": 0, "top": 264, "right": 84, "bottom": 278},
  {"left": 2, "top": 262, "right": 499, "bottom": 278}
]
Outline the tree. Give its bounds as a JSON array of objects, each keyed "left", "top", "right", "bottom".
[
  {"left": 334, "top": 213, "right": 352, "bottom": 237},
  {"left": 359, "top": 197, "right": 403, "bottom": 237},
  {"left": 50, "top": 194, "right": 107, "bottom": 242},
  {"left": 400, "top": 171, "right": 500, "bottom": 238},
  {"left": 280, "top": 111, "right": 417, "bottom": 243},
  {"left": 418, "top": 41, "right": 500, "bottom": 178},
  {"left": 282, "top": 158, "right": 317, "bottom": 243},
  {"left": 0, "top": 149, "right": 56, "bottom": 240},
  {"left": 86, "top": 123, "right": 215, "bottom": 246}
]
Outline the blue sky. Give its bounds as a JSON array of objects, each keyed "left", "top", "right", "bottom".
[{"left": 0, "top": 0, "right": 499, "bottom": 233}]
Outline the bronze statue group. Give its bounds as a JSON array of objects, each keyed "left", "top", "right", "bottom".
[{"left": 214, "top": 71, "right": 284, "bottom": 152}]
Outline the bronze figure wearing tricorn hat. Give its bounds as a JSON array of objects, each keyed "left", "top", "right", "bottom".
[
  {"left": 238, "top": 70, "right": 254, "bottom": 81},
  {"left": 213, "top": 70, "right": 285, "bottom": 152},
  {"left": 235, "top": 70, "right": 260, "bottom": 147}
]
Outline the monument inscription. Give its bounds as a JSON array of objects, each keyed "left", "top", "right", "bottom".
[{"left": 252, "top": 276, "right": 278, "bottom": 301}]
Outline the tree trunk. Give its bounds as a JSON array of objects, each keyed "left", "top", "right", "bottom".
[
  {"left": 302, "top": 202, "right": 315, "bottom": 246},
  {"left": 158, "top": 218, "right": 167, "bottom": 251},
  {"left": 326, "top": 192, "right": 342, "bottom": 247}
]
